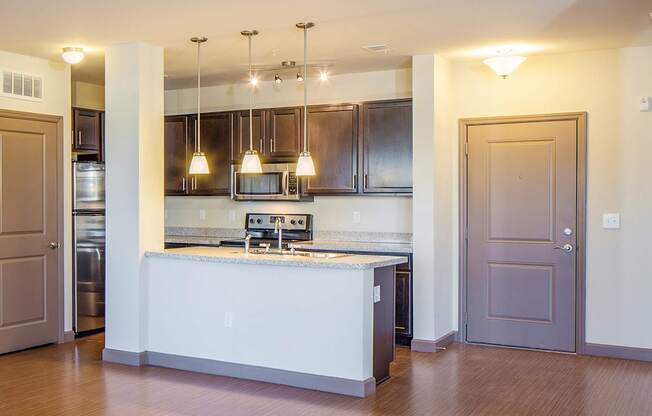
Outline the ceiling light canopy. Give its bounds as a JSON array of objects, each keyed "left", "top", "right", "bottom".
[
  {"left": 483, "top": 50, "right": 526, "bottom": 79},
  {"left": 319, "top": 71, "right": 329, "bottom": 81},
  {"left": 62, "top": 47, "right": 84, "bottom": 64}
]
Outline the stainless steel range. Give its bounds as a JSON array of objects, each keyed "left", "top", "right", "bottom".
[{"left": 220, "top": 213, "right": 313, "bottom": 250}]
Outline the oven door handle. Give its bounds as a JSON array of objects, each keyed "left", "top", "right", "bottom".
[{"left": 283, "top": 171, "right": 290, "bottom": 196}]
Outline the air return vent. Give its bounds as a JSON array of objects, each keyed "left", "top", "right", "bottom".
[{"left": 1, "top": 69, "right": 43, "bottom": 101}]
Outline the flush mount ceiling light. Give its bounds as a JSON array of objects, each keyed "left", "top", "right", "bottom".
[
  {"left": 61, "top": 47, "right": 84, "bottom": 64},
  {"left": 483, "top": 49, "right": 526, "bottom": 78},
  {"left": 296, "top": 72, "right": 304, "bottom": 82},
  {"left": 295, "top": 22, "right": 316, "bottom": 177},
  {"left": 188, "top": 36, "right": 210, "bottom": 175},
  {"left": 240, "top": 29, "right": 263, "bottom": 174},
  {"left": 319, "top": 71, "right": 328, "bottom": 82}
]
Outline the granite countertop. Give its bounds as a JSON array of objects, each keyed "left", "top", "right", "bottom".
[
  {"left": 146, "top": 246, "right": 407, "bottom": 270},
  {"left": 289, "top": 240, "right": 412, "bottom": 254}
]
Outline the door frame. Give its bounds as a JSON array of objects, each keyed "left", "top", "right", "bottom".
[
  {"left": 0, "top": 109, "right": 65, "bottom": 344},
  {"left": 458, "top": 112, "right": 587, "bottom": 353}
]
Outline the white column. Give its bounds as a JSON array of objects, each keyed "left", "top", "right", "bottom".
[
  {"left": 411, "top": 55, "right": 456, "bottom": 351},
  {"left": 103, "top": 43, "right": 164, "bottom": 360}
]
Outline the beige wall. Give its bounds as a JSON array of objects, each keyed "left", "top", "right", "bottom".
[
  {"left": 450, "top": 46, "right": 652, "bottom": 349},
  {"left": 72, "top": 81, "right": 104, "bottom": 110},
  {"left": 0, "top": 50, "right": 73, "bottom": 332},
  {"left": 164, "top": 68, "right": 413, "bottom": 234}
]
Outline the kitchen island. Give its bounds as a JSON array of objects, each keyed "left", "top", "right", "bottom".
[{"left": 104, "top": 246, "right": 406, "bottom": 397}]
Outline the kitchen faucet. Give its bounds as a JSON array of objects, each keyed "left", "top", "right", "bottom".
[
  {"left": 274, "top": 217, "right": 283, "bottom": 250},
  {"left": 244, "top": 233, "right": 251, "bottom": 254}
]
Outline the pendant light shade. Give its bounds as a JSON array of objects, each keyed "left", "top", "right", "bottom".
[
  {"left": 189, "top": 36, "right": 210, "bottom": 175},
  {"left": 240, "top": 30, "right": 263, "bottom": 174},
  {"left": 295, "top": 22, "right": 316, "bottom": 177},
  {"left": 189, "top": 152, "right": 209, "bottom": 174},
  {"left": 242, "top": 150, "right": 263, "bottom": 173},
  {"left": 296, "top": 151, "right": 316, "bottom": 176}
]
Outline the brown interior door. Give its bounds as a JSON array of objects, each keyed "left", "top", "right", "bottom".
[
  {"left": 0, "top": 113, "right": 60, "bottom": 354},
  {"left": 466, "top": 119, "right": 577, "bottom": 352}
]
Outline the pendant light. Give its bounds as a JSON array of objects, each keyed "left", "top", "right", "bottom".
[
  {"left": 240, "top": 30, "right": 263, "bottom": 174},
  {"left": 188, "top": 36, "right": 210, "bottom": 175},
  {"left": 295, "top": 22, "right": 316, "bottom": 176}
]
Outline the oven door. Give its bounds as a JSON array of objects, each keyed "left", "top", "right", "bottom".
[{"left": 232, "top": 169, "right": 294, "bottom": 200}]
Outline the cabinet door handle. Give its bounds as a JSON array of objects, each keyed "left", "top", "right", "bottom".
[
  {"left": 77, "top": 131, "right": 82, "bottom": 145},
  {"left": 259, "top": 138, "right": 263, "bottom": 153},
  {"left": 364, "top": 174, "right": 368, "bottom": 189},
  {"left": 353, "top": 174, "right": 357, "bottom": 190},
  {"left": 182, "top": 177, "right": 186, "bottom": 192}
]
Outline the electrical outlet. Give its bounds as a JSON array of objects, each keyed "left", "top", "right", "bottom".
[
  {"left": 224, "top": 312, "right": 233, "bottom": 328},
  {"left": 353, "top": 211, "right": 361, "bottom": 224},
  {"left": 228, "top": 210, "right": 236, "bottom": 222},
  {"left": 199, "top": 209, "right": 206, "bottom": 221},
  {"left": 373, "top": 285, "right": 381, "bottom": 303},
  {"left": 602, "top": 213, "right": 620, "bottom": 229}
]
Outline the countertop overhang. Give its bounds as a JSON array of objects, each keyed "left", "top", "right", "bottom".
[{"left": 146, "top": 246, "right": 407, "bottom": 270}]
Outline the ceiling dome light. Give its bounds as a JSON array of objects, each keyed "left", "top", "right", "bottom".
[
  {"left": 62, "top": 47, "right": 84, "bottom": 64},
  {"left": 483, "top": 55, "right": 526, "bottom": 78},
  {"left": 296, "top": 72, "right": 304, "bottom": 82},
  {"left": 274, "top": 74, "right": 283, "bottom": 84}
]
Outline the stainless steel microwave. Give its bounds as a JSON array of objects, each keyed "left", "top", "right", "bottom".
[{"left": 231, "top": 163, "right": 313, "bottom": 201}]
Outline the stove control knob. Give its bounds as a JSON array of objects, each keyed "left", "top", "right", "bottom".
[
  {"left": 249, "top": 218, "right": 254, "bottom": 223},
  {"left": 290, "top": 220, "right": 296, "bottom": 225},
  {"left": 256, "top": 219, "right": 262, "bottom": 224},
  {"left": 298, "top": 219, "right": 304, "bottom": 225}
]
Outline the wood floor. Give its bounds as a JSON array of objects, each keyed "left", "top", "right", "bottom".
[{"left": 1, "top": 334, "right": 651, "bottom": 416}]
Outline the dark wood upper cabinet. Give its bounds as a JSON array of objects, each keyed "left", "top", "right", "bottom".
[
  {"left": 233, "top": 110, "right": 265, "bottom": 160},
  {"left": 305, "top": 104, "right": 359, "bottom": 194},
  {"left": 164, "top": 115, "right": 188, "bottom": 195},
  {"left": 267, "top": 107, "right": 302, "bottom": 159},
  {"left": 73, "top": 108, "right": 102, "bottom": 152},
  {"left": 362, "top": 100, "right": 413, "bottom": 193},
  {"left": 188, "top": 113, "right": 233, "bottom": 195}
]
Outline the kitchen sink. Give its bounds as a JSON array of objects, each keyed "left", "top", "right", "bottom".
[{"left": 244, "top": 248, "right": 348, "bottom": 259}]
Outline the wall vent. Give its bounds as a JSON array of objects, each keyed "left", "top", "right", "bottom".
[{"left": 1, "top": 69, "right": 43, "bottom": 101}]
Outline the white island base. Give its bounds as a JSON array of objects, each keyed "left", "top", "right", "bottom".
[{"left": 102, "top": 247, "right": 405, "bottom": 397}]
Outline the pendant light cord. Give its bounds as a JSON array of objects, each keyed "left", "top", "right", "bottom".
[
  {"left": 303, "top": 25, "right": 308, "bottom": 153},
  {"left": 249, "top": 35, "right": 254, "bottom": 151},
  {"left": 197, "top": 40, "right": 201, "bottom": 153}
]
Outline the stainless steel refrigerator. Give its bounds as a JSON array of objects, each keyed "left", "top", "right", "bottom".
[{"left": 73, "top": 161, "right": 105, "bottom": 334}]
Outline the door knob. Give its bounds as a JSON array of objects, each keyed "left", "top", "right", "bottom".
[
  {"left": 554, "top": 243, "right": 573, "bottom": 253},
  {"left": 48, "top": 242, "right": 60, "bottom": 250}
]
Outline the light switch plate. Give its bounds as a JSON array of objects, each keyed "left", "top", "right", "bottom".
[
  {"left": 228, "top": 210, "right": 236, "bottom": 222},
  {"left": 602, "top": 213, "right": 620, "bottom": 229},
  {"left": 224, "top": 312, "right": 233, "bottom": 327},
  {"left": 640, "top": 97, "right": 651, "bottom": 112},
  {"left": 373, "top": 285, "right": 381, "bottom": 303},
  {"left": 353, "top": 211, "right": 361, "bottom": 224},
  {"left": 199, "top": 209, "right": 206, "bottom": 221}
]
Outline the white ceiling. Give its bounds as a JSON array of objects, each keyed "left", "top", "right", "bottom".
[{"left": 2, "top": 0, "right": 651, "bottom": 88}]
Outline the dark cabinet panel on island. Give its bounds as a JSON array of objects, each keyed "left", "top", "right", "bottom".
[{"left": 362, "top": 99, "right": 413, "bottom": 193}]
